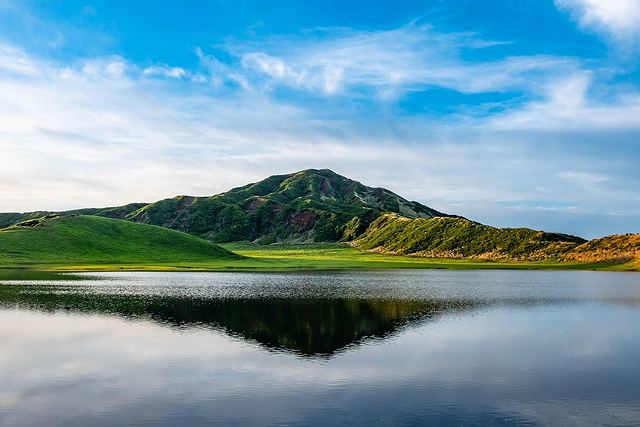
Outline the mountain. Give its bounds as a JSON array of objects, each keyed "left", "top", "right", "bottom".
[
  {"left": 0, "top": 214, "right": 238, "bottom": 267},
  {"left": 1, "top": 169, "right": 447, "bottom": 244},
  {"left": 118, "top": 169, "right": 450, "bottom": 243},
  {"left": 355, "top": 214, "right": 586, "bottom": 261}
]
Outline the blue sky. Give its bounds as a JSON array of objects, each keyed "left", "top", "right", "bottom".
[{"left": 0, "top": 0, "right": 639, "bottom": 238}]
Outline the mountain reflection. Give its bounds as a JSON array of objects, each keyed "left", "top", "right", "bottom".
[{"left": 0, "top": 283, "right": 472, "bottom": 356}]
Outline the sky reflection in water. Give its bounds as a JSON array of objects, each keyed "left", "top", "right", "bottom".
[{"left": 1, "top": 270, "right": 640, "bottom": 426}]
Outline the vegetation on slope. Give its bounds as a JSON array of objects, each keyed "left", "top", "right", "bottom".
[
  {"left": 0, "top": 203, "right": 147, "bottom": 229},
  {"left": 564, "top": 234, "right": 640, "bottom": 265},
  {"left": 355, "top": 214, "right": 585, "bottom": 261},
  {"left": 122, "top": 169, "right": 449, "bottom": 243},
  {"left": 222, "top": 242, "right": 624, "bottom": 271},
  {"left": 352, "top": 214, "right": 638, "bottom": 267},
  {"left": 0, "top": 214, "right": 238, "bottom": 267}
]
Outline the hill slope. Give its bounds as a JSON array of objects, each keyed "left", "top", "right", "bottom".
[
  {"left": 0, "top": 203, "right": 147, "bottom": 229},
  {"left": 355, "top": 214, "right": 586, "bottom": 261},
  {"left": 0, "top": 215, "right": 238, "bottom": 267},
  {"left": 123, "top": 169, "right": 449, "bottom": 243},
  {"left": 563, "top": 234, "right": 640, "bottom": 265}
]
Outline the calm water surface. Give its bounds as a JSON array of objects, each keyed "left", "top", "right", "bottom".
[{"left": 1, "top": 270, "right": 640, "bottom": 426}]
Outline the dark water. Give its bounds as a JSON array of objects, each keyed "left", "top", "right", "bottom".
[{"left": 1, "top": 270, "right": 640, "bottom": 426}]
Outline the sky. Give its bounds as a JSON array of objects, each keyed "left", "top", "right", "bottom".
[{"left": 0, "top": 0, "right": 639, "bottom": 238}]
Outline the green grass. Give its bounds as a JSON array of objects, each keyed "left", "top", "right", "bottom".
[
  {"left": 220, "top": 242, "right": 636, "bottom": 271},
  {"left": 0, "top": 215, "right": 636, "bottom": 273},
  {"left": 0, "top": 215, "right": 248, "bottom": 269}
]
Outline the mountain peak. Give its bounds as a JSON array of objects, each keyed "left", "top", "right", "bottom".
[
  {"left": 294, "top": 168, "right": 339, "bottom": 176},
  {"left": 121, "top": 169, "right": 448, "bottom": 243}
]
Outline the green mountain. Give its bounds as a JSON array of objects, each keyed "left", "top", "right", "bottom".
[
  {"left": 116, "top": 169, "right": 449, "bottom": 243},
  {"left": 0, "top": 214, "right": 238, "bottom": 267},
  {"left": 355, "top": 214, "right": 586, "bottom": 261},
  {"left": 0, "top": 169, "right": 448, "bottom": 243}
]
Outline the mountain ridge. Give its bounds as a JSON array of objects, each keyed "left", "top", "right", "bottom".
[
  {"left": 354, "top": 214, "right": 586, "bottom": 261},
  {"left": 73, "top": 169, "right": 451, "bottom": 243}
]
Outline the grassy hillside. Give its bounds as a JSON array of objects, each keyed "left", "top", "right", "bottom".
[
  {"left": 355, "top": 214, "right": 585, "bottom": 261},
  {"left": 0, "top": 215, "right": 239, "bottom": 267},
  {"left": 564, "top": 234, "right": 640, "bottom": 266},
  {"left": 0, "top": 202, "right": 147, "bottom": 229},
  {"left": 123, "top": 169, "right": 449, "bottom": 243}
]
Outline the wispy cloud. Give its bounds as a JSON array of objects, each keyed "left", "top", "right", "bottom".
[
  {"left": 488, "top": 72, "right": 640, "bottom": 131},
  {"left": 195, "top": 47, "right": 252, "bottom": 90},
  {"left": 142, "top": 64, "right": 188, "bottom": 79},
  {"left": 212, "top": 24, "right": 577, "bottom": 98},
  {"left": 0, "top": 42, "right": 40, "bottom": 76}
]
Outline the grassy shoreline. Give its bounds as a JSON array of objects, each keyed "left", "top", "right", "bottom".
[
  {"left": 0, "top": 242, "right": 636, "bottom": 275},
  {"left": 1, "top": 215, "right": 637, "bottom": 276}
]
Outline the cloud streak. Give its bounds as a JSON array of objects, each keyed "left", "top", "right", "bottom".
[
  {"left": 219, "top": 24, "right": 579, "bottom": 98},
  {"left": 488, "top": 72, "right": 640, "bottom": 131}
]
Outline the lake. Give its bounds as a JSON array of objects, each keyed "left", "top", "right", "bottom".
[{"left": 1, "top": 270, "right": 640, "bottom": 426}]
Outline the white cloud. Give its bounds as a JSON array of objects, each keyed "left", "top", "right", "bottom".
[
  {"left": 142, "top": 64, "right": 188, "bottom": 79},
  {"left": 488, "top": 72, "right": 640, "bottom": 131},
  {"left": 216, "top": 24, "right": 579, "bottom": 98},
  {"left": 556, "top": 0, "right": 640, "bottom": 47},
  {"left": 0, "top": 42, "right": 40, "bottom": 76},
  {"left": 241, "top": 53, "right": 295, "bottom": 80},
  {"left": 79, "top": 56, "right": 128, "bottom": 79}
]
